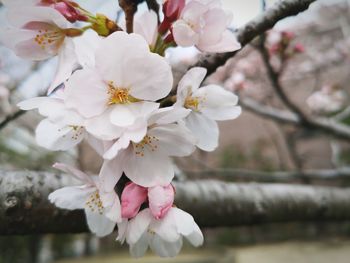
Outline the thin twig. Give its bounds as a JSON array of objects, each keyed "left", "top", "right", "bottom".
[
  {"left": 0, "top": 110, "right": 25, "bottom": 130},
  {"left": 118, "top": 0, "right": 138, "bottom": 33}
]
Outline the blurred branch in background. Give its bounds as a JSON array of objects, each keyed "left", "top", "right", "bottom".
[
  {"left": 240, "top": 97, "right": 350, "bottom": 141},
  {"left": 185, "top": 167, "right": 350, "bottom": 184},
  {"left": 2, "top": 170, "right": 350, "bottom": 234},
  {"left": 194, "top": 0, "right": 319, "bottom": 76}
]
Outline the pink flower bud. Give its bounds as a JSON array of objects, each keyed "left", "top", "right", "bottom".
[
  {"left": 159, "top": 0, "right": 185, "bottom": 34},
  {"left": 121, "top": 183, "right": 148, "bottom": 219},
  {"left": 163, "top": 0, "right": 185, "bottom": 21},
  {"left": 148, "top": 184, "right": 175, "bottom": 220},
  {"left": 293, "top": 43, "right": 305, "bottom": 53},
  {"left": 281, "top": 30, "right": 295, "bottom": 41},
  {"left": 53, "top": 2, "right": 88, "bottom": 23}
]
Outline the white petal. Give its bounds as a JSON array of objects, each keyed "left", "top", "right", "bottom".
[
  {"left": 85, "top": 109, "right": 124, "bottom": 141},
  {"left": 149, "top": 235, "right": 183, "bottom": 258},
  {"left": 73, "top": 29, "right": 102, "bottom": 68},
  {"left": 95, "top": 31, "right": 149, "bottom": 83},
  {"left": 65, "top": 68, "right": 108, "bottom": 118},
  {"left": 110, "top": 102, "right": 159, "bottom": 128},
  {"left": 102, "top": 191, "right": 122, "bottom": 223},
  {"left": 116, "top": 219, "right": 128, "bottom": 243},
  {"left": 125, "top": 53, "right": 173, "bottom": 101},
  {"left": 53, "top": 162, "right": 95, "bottom": 185},
  {"left": 6, "top": 6, "right": 68, "bottom": 28},
  {"left": 148, "top": 124, "right": 196, "bottom": 157},
  {"left": 48, "top": 186, "right": 93, "bottom": 210},
  {"left": 172, "top": 20, "right": 199, "bottom": 47},
  {"left": 134, "top": 10, "right": 158, "bottom": 46},
  {"left": 103, "top": 136, "right": 131, "bottom": 160},
  {"left": 17, "top": 97, "right": 51, "bottom": 111},
  {"left": 176, "top": 67, "right": 207, "bottom": 104},
  {"left": 99, "top": 160, "right": 123, "bottom": 192},
  {"left": 186, "top": 223, "right": 204, "bottom": 247},
  {"left": 198, "top": 30, "right": 241, "bottom": 53},
  {"left": 124, "top": 148, "right": 174, "bottom": 187},
  {"left": 85, "top": 210, "right": 116, "bottom": 237},
  {"left": 126, "top": 208, "right": 152, "bottom": 244},
  {"left": 129, "top": 232, "right": 149, "bottom": 258},
  {"left": 185, "top": 112, "right": 219, "bottom": 152},
  {"left": 147, "top": 107, "right": 190, "bottom": 126},
  {"left": 194, "top": 85, "right": 242, "bottom": 120},
  {"left": 35, "top": 119, "right": 84, "bottom": 151},
  {"left": 48, "top": 40, "right": 77, "bottom": 94}
]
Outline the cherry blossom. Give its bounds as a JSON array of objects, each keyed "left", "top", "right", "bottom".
[
  {"left": 48, "top": 163, "right": 121, "bottom": 237},
  {"left": 99, "top": 107, "right": 195, "bottom": 189},
  {"left": 175, "top": 67, "right": 241, "bottom": 151},
  {"left": 172, "top": 0, "right": 241, "bottom": 53},
  {"left": 65, "top": 31, "right": 173, "bottom": 141},
  {"left": 17, "top": 92, "right": 87, "bottom": 151},
  {"left": 307, "top": 84, "right": 347, "bottom": 115},
  {"left": 117, "top": 181, "right": 202, "bottom": 258}
]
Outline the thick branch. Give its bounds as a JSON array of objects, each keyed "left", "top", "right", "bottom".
[
  {"left": 241, "top": 97, "right": 350, "bottom": 141},
  {"left": 185, "top": 167, "right": 350, "bottom": 183},
  {"left": 2, "top": 170, "right": 350, "bottom": 235},
  {"left": 193, "top": 0, "right": 318, "bottom": 76}
]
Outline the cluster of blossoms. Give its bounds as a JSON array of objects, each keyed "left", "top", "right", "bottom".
[
  {"left": 1, "top": 0, "right": 242, "bottom": 258},
  {"left": 267, "top": 30, "right": 305, "bottom": 58},
  {"left": 307, "top": 84, "right": 347, "bottom": 115}
]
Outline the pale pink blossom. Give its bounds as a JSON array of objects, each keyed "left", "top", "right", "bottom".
[
  {"left": 49, "top": 163, "right": 121, "bottom": 237},
  {"left": 175, "top": 67, "right": 241, "bottom": 151},
  {"left": 172, "top": 0, "right": 241, "bottom": 53},
  {"left": 307, "top": 85, "right": 347, "bottom": 114},
  {"left": 65, "top": 31, "right": 173, "bottom": 142},
  {"left": 118, "top": 207, "right": 203, "bottom": 258},
  {"left": 99, "top": 107, "right": 195, "bottom": 189},
  {"left": 17, "top": 92, "right": 87, "bottom": 151}
]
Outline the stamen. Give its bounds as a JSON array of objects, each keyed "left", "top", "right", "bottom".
[
  {"left": 107, "top": 81, "right": 139, "bottom": 105},
  {"left": 134, "top": 135, "right": 159, "bottom": 157},
  {"left": 85, "top": 191, "right": 104, "bottom": 215},
  {"left": 33, "top": 28, "right": 63, "bottom": 50}
]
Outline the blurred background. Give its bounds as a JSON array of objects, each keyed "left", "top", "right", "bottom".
[{"left": 1, "top": 0, "right": 350, "bottom": 262}]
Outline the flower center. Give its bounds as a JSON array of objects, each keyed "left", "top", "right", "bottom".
[
  {"left": 34, "top": 29, "right": 63, "bottom": 50},
  {"left": 85, "top": 191, "right": 104, "bottom": 215},
  {"left": 107, "top": 81, "right": 138, "bottom": 105},
  {"left": 134, "top": 135, "right": 159, "bottom": 157},
  {"left": 184, "top": 95, "right": 206, "bottom": 111}
]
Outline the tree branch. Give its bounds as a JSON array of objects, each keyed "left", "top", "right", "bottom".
[
  {"left": 118, "top": 0, "right": 138, "bottom": 33},
  {"left": 193, "top": 0, "right": 318, "bottom": 76},
  {"left": 185, "top": 167, "right": 350, "bottom": 183},
  {"left": 0, "top": 110, "right": 25, "bottom": 130},
  {"left": 240, "top": 97, "right": 350, "bottom": 141},
  {"left": 2, "top": 170, "right": 350, "bottom": 235}
]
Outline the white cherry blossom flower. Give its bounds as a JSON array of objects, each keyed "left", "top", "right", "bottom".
[
  {"left": 172, "top": 0, "right": 241, "bottom": 53},
  {"left": 118, "top": 208, "right": 203, "bottom": 258},
  {"left": 99, "top": 107, "right": 195, "bottom": 189},
  {"left": 49, "top": 163, "right": 121, "bottom": 237},
  {"left": 307, "top": 84, "right": 347, "bottom": 115},
  {"left": 0, "top": 5, "right": 81, "bottom": 93},
  {"left": 65, "top": 31, "right": 173, "bottom": 142},
  {"left": 175, "top": 67, "right": 241, "bottom": 151},
  {"left": 17, "top": 92, "right": 87, "bottom": 151}
]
